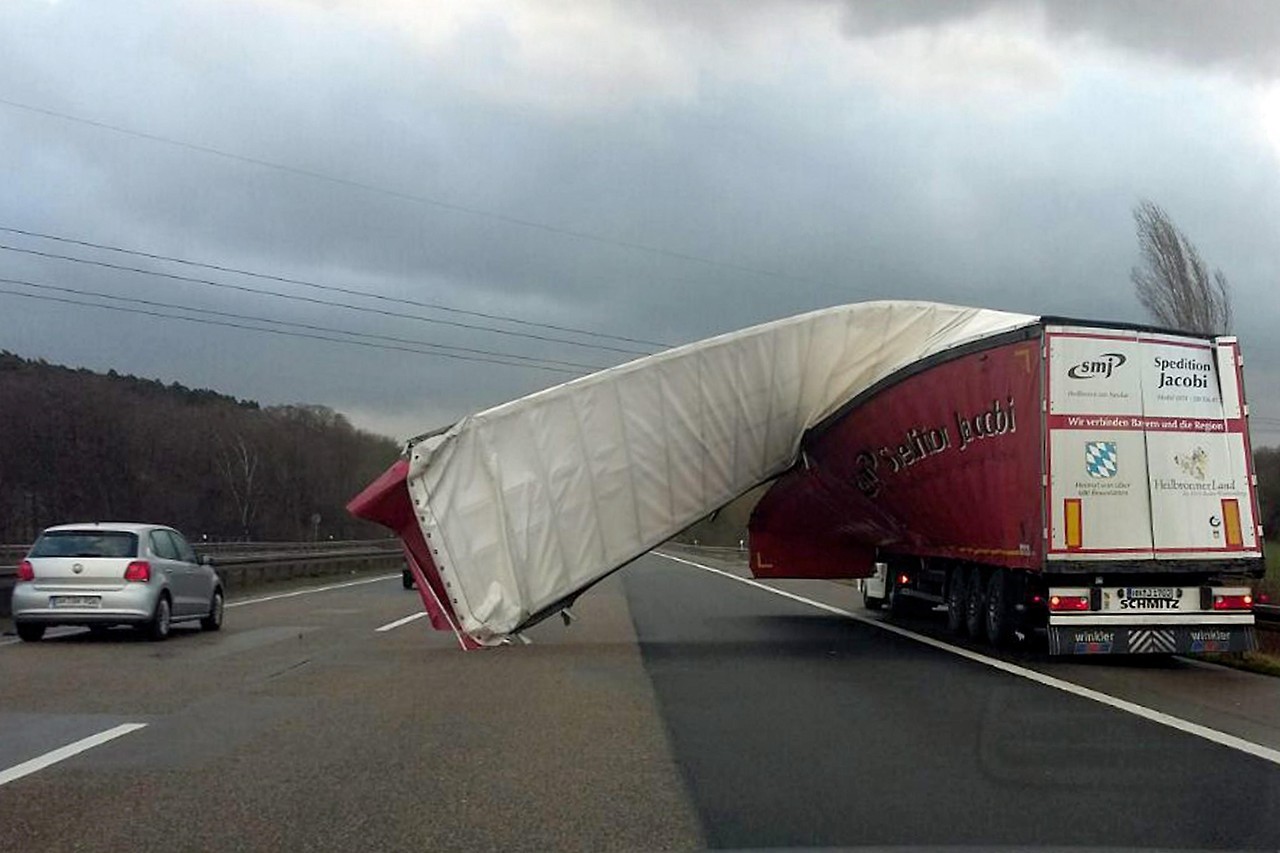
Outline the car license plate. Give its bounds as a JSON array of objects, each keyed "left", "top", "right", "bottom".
[{"left": 50, "top": 595, "right": 101, "bottom": 609}]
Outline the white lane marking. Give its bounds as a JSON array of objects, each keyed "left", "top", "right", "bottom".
[
  {"left": 0, "top": 723, "right": 147, "bottom": 787},
  {"left": 654, "top": 551, "right": 1280, "bottom": 769},
  {"left": 226, "top": 573, "right": 399, "bottom": 608},
  {"left": 375, "top": 611, "right": 429, "bottom": 632}
]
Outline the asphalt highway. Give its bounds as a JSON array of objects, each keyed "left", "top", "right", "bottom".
[{"left": 3, "top": 552, "right": 1280, "bottom": 851}]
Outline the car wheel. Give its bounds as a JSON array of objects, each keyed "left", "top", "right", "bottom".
[
  {"left": 946, "top": 567, "right": 969, "bottom": 635},
  {"left": 965, "top": 569, "right": 987, "bottom": 639},
  {"left": 200, "top": 588, "right": 224, "bottom": 632},
  {"left": 402, "top": 568, "right": 414, "bottom": 590},
  {"left": 16, "top": 622, "right": 45, "bottom": 642},
  {"left": 148, "top": 595, "right": 172, "bottom": 641},
  {"left": 985, "top": 570, "right": 1013, "bottom": 647}
]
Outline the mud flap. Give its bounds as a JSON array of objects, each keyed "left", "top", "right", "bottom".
[{"left": 1047, "top": 625, "right": 1257, "bottom": 655}]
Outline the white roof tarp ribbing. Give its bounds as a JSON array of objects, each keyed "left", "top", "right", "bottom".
[{"left": 406, "top": 300, "right": 1038, "bottom": 643}]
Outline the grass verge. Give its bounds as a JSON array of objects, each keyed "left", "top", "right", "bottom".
[{"left": 1203, "top": 649, "right": 1280, "bottom": 677}]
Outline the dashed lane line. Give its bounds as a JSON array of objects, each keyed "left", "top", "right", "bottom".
[
  {"left": 0, "top": 723, "right": 148, "bottom": 787},
  {"left": 375, "top": 611, "right": 429, "bottom": 632}
]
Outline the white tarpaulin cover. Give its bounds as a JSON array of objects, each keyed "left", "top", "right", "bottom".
[{"left": 406, "top": 301, "right": 1037, "bottom": 643}]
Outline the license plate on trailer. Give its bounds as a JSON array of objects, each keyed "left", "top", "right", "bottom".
[
  {"left": 1111, "top": 586, "right": 1187, "bottom": 611},
  {"left": 1125, "top": 587, "right": 1180, "bottom": 599},
  {"left": 50, "top": 595, "right": 101, "bottom": 608}
]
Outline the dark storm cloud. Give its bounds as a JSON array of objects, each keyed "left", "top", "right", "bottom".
[
  {"left": 0, "top": 0, "right": 1277, "bottom": 444},
  {"left": 836, "top": 0, "right": 1280, "bottom": 77}
]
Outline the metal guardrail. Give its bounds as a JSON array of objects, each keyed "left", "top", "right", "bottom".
[
  {"left": 0, "top": 539, "right": 398, "bottom": 575},
  {"left": 1256, "top": 603, "right": 1279, "bottom": 628},
  {"left": 204, "top": 545, "right": 403, "bottom": 590}
]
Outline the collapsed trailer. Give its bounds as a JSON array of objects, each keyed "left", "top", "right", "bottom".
[{"left": 348, "top": 301, "right": 1264, "bottom": 654}]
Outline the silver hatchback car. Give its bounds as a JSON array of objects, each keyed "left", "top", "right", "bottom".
[{"left": 12, "top": 523, "right": 224, "bottom": 642}]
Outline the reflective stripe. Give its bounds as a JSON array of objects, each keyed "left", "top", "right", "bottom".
[
  {"left": 1222, "top": 498, "right": 1243, "bottom": 549},
  {"left": 1064, "top": 499, "right": 1083, "bottom": 550}
]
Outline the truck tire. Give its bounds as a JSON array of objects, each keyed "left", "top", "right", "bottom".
[
  {"left": 965, "top": 569, "right": 986, "bottom": 639},
  {"left": 946, "top": 567, "right": 969, "bottom": 635},
  {"left": 985, "top": 570, "right": 1014, "bottom": 647},
  {"left": 888, "top": 578, "right": 916, "bottom": 617}
]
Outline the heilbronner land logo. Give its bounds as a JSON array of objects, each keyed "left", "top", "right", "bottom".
[
  {"left": 1174, "top": 446, "right": 1208, "bottom": 480},
  {"left": 1067, "top": 352, "right": 1126, "bottom": 380},
  {"left": 1085, "top": 441, "right": 1118, "bottom": 478}
]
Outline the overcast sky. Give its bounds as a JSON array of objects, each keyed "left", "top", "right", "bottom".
[{"left": 1, "top": 0, "right": 1277, "bottom": 445}]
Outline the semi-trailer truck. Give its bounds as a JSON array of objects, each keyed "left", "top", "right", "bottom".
[
  {"left": 347, "top": 302, "right": 1263, "bottom": 655},
  {"left": 749, "top": 320, "right": 1264, "bottom": 654}
]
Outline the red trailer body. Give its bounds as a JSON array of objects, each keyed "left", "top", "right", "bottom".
[{"left": 751, "top": 336, "right": 1043, "bottom": 578}]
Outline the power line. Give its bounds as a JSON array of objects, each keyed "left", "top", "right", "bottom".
[
  {"left": 0, "top": 285, "right": 584, "bottom": 376},
  {"left": 0, "top": 242, "right": 652, "bottom": 357},
  {"left": 0, "top": 96, "right": 828, "bottom": 290},
  {"left": 0, "top": 276, "right": 606, "bottom": 372},
  {"left": 0, "top": 225, "right": 671, "bottom": 349}
]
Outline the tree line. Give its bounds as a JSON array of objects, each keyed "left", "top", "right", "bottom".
[
  {"left": 0, "top": 352, "right": 400, "bottom": 544},
  {"left": 1257, "top": 448, "right": 1280, "bottom": 545}
]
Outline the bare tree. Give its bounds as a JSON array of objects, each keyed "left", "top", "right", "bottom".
[
  {"left": 1130, "top": 200, "right": 1232, "bottom": 335},
  {"left": 214, "top": 430, "right": 261, "bottom": 540}
]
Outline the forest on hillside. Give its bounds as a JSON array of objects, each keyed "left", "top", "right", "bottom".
[{"left": 0, "top": 352, "right": 400, "bottom": 543}]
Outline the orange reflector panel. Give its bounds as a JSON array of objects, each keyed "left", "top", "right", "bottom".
[
  {"left": 1064, "top": 499, "right": 1082, "bottom": 550},
  {"left": 1222, "top": 499, "right": 1243, "bottom": 548}
]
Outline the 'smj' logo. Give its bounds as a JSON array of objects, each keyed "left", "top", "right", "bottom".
[{"left": 1067, "top": 352, "right": 1126, "bottom": 380}]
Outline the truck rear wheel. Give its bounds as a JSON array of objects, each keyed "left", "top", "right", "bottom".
[
  {"left": 887, "top": 575, "right": 919, "bottom": 617},
  {"left": 985, "top": 570, "right": 1014, "bottom": 647},
  {"left": 965, "top": 569, "right": 987, "bottom": 639},
  {"left": 946, "top": 567, "right": 969, "bottom": 635}
]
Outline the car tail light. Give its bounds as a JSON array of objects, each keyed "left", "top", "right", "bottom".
[
  {"left": 124, "top": 561, "right": 151, "bottom": 582},
  {"left": 897, "top": 573, "right": 910, "bottom": 586},
  {"left": 17, "top": 560, "right": 34, "bottom": 581},
  {"left": 1212, "top": 593, "right": 1253, "bottom": 611},
  {"left": 1049, "top": 594, "right": 1090, "bottom": 612}
]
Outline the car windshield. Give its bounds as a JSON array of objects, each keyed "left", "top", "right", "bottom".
[{"left": 28, "top": 531, "right": 139, "bottom": 559}]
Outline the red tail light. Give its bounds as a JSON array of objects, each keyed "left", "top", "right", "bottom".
[
  {"left": 17, "top": 560, "right": 34, "bottom": 581},
  {"left": 1212, "top": 594, "right": 1253, "bottom": 611},
  {"left": 1049, "top": 594, "right": 1090, "bottom": 612},
  {"left": 897, "top": 573, "right": 911, "bottom": 586},
  {"left": 124, "top": 561, "right": 151, "bottom": 582}
]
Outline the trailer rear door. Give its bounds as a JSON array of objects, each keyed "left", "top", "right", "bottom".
[
  {"left": 1045, "top": 327, "right": 1260, "bottom": 561},
  {"left": 1140, "top": 334, "right": 1260, "bottom": 558}
]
